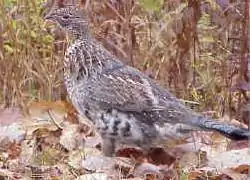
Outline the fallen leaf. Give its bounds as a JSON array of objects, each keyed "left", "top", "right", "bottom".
[
  {"left": 116, "top": 147, "right": 146, "bottom": 161},
  {"left": 76, "top": 173, "right": 108, "bottom": 180},
  {"left": 84, "top": 135, "right": 102, "bottom": 149},
  {"left": 220, "top": 168, "right": 248, "bottom": 180},
  {"left": 0, "top": 123, "right": 25, "bottom": 150},
  {"left": 0, "top": 168, "right": 23, "bottom": 180},
  {"left": 233, "top": 164, "right": 250, "bottom": 174},
  {"left": 228, "top": 140, "right": 250, "bottom": 150},
  {"left": 19, "top": 138, "right": 36, "bottom": 165},
  {"left": 207, "top": 148, "right": 250, "bottom": 169},
  {"left": 148, "top": 148, "right": 176, "bottom": 165},
  {"left": 68, "top": 148, "right": 101, "bottom": 169},
  {"left": 179, "top": 150, "right": 207, "bottom": 170},
  {"left": 133, "top": 162, "right": 165, "bottom": 180},
  {"left": 81, "top": 155, "right": 116, "bottom": 171},
  {"left": 7, "top": 141, "right": 21, "bottom": 159},
  {"left": 60, "top": 122, "right": 85, "bottom": 151}
]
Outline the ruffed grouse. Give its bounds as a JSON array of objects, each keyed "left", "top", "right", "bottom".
[{"left": 45, "top": 6, "right": 250, "bottom": 156}]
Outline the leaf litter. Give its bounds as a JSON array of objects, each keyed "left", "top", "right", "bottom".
[{"left": 0, "top": 102, "right": 250, "bottom": 179}]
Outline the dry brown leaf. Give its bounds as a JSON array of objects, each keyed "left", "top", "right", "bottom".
[
  {"left": 187, "top": 170, "right": 212, "bottom": 180},
  {"left": 233, "top": 164, "right": 250, "bottom": 174},
  {"left": 7, "top": 141, "right": 22, "bottom": 159},
  {"left": 148, "top": 148, "right": 176, "bottom": 165},
  {"left": 220, "top": 168, "right": 248, "bottom": 180},
  {"left": 116, "top": 147, "right": 146, "bottom": 161}
]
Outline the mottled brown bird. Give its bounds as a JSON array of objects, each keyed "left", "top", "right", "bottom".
[{"left": 45, "top": 6, "right": 250, "bottom": 156}]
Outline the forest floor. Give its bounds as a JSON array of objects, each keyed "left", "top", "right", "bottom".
[{"left": 0, "top": 101, "right": 250, "bottom": 180}]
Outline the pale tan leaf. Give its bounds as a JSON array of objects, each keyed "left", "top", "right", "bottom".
[
  {"left": 0, "top": 123, "right": 25, "bottom": 150},
  {"left": 76, "top": 173, "right": 108, "bottom": 180},
  {"left": 207, "top": 148, "right": 250, "bottom": 169},
  {"left": 81, "top": 155, "right": 116, "bottom": 171},
  {"left": 0, "top": 107, "right": 22, "bottom": 125},
  {"left": 19, "top": 138, "right": 36, "bottom": 165},
  {"left": 59, "top": 122, "right": 85, "bottom": 151},
  {"left": 133, "top": 162, "right": 163, "bottom": 179}
]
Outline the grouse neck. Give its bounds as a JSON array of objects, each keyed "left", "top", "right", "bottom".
[
  {"left": 72, "top": 33, "right": 90, "bottom": 41},
  {"left": 71, "top": 27, "right": 92, "bottom": 41}
]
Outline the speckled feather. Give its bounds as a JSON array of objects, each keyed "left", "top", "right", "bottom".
[{"left": 45, "top": 7, "right": 250, "bottom": 156}]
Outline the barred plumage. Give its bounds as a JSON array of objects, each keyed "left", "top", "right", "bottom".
[{"left": 45, "top": 6, "right": 250, "bottom": 156}]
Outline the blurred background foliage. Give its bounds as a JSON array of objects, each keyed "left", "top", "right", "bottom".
[{"left": 0, "top": 0, "right": 249, "bottom": 123}]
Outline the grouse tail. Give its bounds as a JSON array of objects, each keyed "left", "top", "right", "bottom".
[{"left": 193, "top": 116, "right": 250, "bottom": 140}]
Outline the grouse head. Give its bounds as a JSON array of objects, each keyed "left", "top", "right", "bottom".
[{"left": 45, "top": 7, "right": 89, "bottom": 38}]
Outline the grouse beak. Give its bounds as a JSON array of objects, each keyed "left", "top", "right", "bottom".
[{"left": 44, "top": 12, "right": 53, "bottom": 20}]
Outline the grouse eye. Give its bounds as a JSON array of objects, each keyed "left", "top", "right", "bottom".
[{"left": 62, "top": 15, "right": 70, "bottom": 19}]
